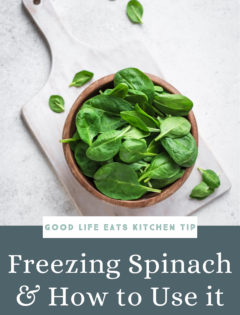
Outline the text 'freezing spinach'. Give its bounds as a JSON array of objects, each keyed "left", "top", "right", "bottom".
[{"left": 61, "top": 67, "right": 198, "bottom": 200}]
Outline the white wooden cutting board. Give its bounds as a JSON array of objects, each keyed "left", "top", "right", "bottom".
[{"left": 22, "top": 0, "right": 231, "bottom": 216}]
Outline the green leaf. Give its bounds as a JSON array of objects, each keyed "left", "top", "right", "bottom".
[
  {"left": 120, "top": 110, "right": 159, "bottom": 132},
  {"left": 190, "top": 181, "right": 214, "bottom": 200},
  {"left": 198, "top": 168, "right": 220, "bottom": 189},
  {"left": 103, "top": 83, "right": 129, "bottom": 98},
  {"left": 161, "top": 133, "right": 198, "bottom": 167},
  {"left": 123, "top": 127, "right": 150, "bottom": 139},
  {"left": 153, "top": 93, "right": 193, "bottom": 116},
  {"left": 139, "top": 152, "right": 181, "bottom": 182},
  {"left": 114, "top": 68, "right": 154, "bottom": 104},
  {"left": 151, "top": 169, "right": 185, "bottom": 189},
  {"left": 76, "top": 107, "right": 101, "bottom": 145},
  {"left": 154, "top": 85, "right": 164, "bottom": 93},
  {"left": 126, "top": 0, "right": 143, "bottom": 24},
  {"left": 119, "top": 139, "right": 156, "bottom": 164},
  {"left": 135, "top": 104, "right": 159, "bottom": 127},
  {"left": 86, "top": 126, "right": 131, "bottom": 162},
  {"left": 155, "top": 116, "right": 191, "bottom": 141},
  {"left": 49, "top": 95, "right": 65, "bottom": 113},
  {"left": 74, "top": 142, "right": 100, "bottom": 178},
  {"left": 125, "top": 89, "right": 148, "bottom": 104},
  {"left": 94, "top": 163, "right": 161, "bottom": 200},
  {"left": 83, "top": 94, "right": 133, "bottom": 115},
  {"left": 69, "top": 70, "right": 94, "bottom": 87}
]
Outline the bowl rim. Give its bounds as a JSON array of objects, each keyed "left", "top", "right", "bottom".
[{"left": 62, "top": 73, "right": 198, "bottom": 208}]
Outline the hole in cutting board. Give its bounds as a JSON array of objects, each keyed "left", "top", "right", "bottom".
[{"left": 33, "top": 0, "right": 41, "bottom": 5}]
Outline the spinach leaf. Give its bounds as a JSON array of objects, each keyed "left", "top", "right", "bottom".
[
  {"left": 198, "top": 168, "right": 220, "bottom": 189},
  {"left": 161, "top": 133, "right": 198, "bottom": 167},
  {"left": 190, "top": 182, "right": 214, "bottom": 200},
  {"left": 69, "top": 70, "right": 94, "bottom": 87},
  {"left": 119, "top": 139, "right": 157, "bottom": 164},
  {"left": 76, "top": 107, "right": 101, "bottom": 145},
  {"left": 128, "top": 160, "right": 149, "bottom": 172},
  {"left": 69, "top": 131, "right": 80, "bottom": 151},
  {"left": 153, "top": 93, "right": 193, "bottom": 116},
  {"left": 94, "top": 163, "right": 161, "bottom": 200},
  {"left": 86, "top": 126, "right": 130, "bottom": 162},
  {"left": 49, "top": 95, "right": 65, "bottom": 113},
  {"left": 154, "top": 85, "right": 164, "bottom": 93},
  {"left": 74, "top": 142, "right": 99, "bottom": 178},
  {"left": 135, "top": 104, "right": 159, "bottom": 127},
  {"left": 123, "top": 127, "right": 150, "bottom": 139},
  {"left": 120, "top": 110, "right": 159, "bottom": 132},
  {"left": 125, "top": 89, "right": 148, "bottom": 104},
  {"left": 139, "top": 152, "right": 181, "bottom": 182},
  {"left": 152, "top": 168, "right": 185, "bottom": 189},
  {"left": 126, "top": 0, "right": 143, "bottom": 24},
  {"left": 83, "top": 94, "right": 133, "bottom": 115},
  {"left": 114, "top": 68, "right": 154, "bottom": 104},
  {"left": 155, "top": 116, "right": 191, "bottom": 141},
  {"left": 103, "top": 83, "right": 128, "bottom": 98}
]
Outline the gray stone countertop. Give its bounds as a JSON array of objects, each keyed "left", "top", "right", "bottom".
[{"left": 0, "top": 0, "right": 239, "bottom": 225}]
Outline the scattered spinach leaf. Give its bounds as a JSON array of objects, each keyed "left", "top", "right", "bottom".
[
  {"left": 49, "top": 95, "right": 65, "bottom": 113},
  {"left": 126, "top": 0, "right": 143, "bottom": 24},
  {"left": 198, "top": 168, "right": 220, "bottom": 189},
  {"left": 190, "top": 181, "right": 214, "bottom": 200},
  {"left": 69, "top": 70, "right": 94, "bottom": 87}
]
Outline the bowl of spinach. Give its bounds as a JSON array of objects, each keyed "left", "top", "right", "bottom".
[{"left": 62, "top": 68, "right": 198, "bottom": 208}]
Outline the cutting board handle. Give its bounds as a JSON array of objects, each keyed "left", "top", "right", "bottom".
[{"left": 22, "top": 0, "right": 76, "bottom": 54}]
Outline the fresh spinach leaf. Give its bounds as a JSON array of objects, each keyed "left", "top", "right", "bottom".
[
  {"left": 94, "top": 163, "right": 161, "bottom": 200},
  {"left": 69, "top": 70, "right": 94, "bottom": 87},
  {"left": 139, "top": 152, "right": 181, "bottom": 182},
  {"left": 190, "top": 181, "right": 214, "bottom": 200},
  {"left": 154, "top": 85, "right": 164, "bottom": 93},
  {"left": 151, "top": 168, "right": 185, "bottom": 189},
  {"left": 128, "top": 160, "right": 149, "bottom": 172},
  {"left": 161, "top": 133, "right": 198, "bottom": 167},
  {"left": 135, "top": 104, "right": 159, "bottom": 127},
  {"left": 198, "top": 168, "right": 220, "bottom": 189},
  {"left": 83, "top": 94, "right": 133, "bottom": 115},
  {"left": 153, "top": 93, "right": 193, "bottom": 116},
  {"left": 86, "top": 126, "right": 131, "bottom": 162},
  {"left": 103, "top": 83, "right": 128, "bottom": 98},
  {"left": 114, "top": 68, "right": 154, "bottom": 104},
  {"left": 49, "top": 95, "right": 65, "bottom": 113},
  {"left": 74, "top": 142, "right": 99, "bottom": 178},
  {"left": 155, "top": 116, "right": 191, "bottom": 141},
  {"left": 123, "top": 127, "right": 150, "bottom": 139},
  {"left": 126, "top": 0, "right": 143, "bottom": 24},
  {"left": 76, "top": 107, "right": 101, "bottom": 145},
  {"left": 120, "top": 110, "right": 159, "bottom": 132},
  {"left": 125, "top": 89, "right": 148, "bottom": 104},
  {"left": 119, "top": 138, "right": 157, "bottom": 164}
]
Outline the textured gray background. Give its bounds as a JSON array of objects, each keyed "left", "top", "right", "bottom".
[{"left": 0, "top": 0, "right": 239, "bottom": 225}]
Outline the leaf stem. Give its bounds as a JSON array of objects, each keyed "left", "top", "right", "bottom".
[{"left": 144, "top": 186, "right": 161, "bottom": 193}]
